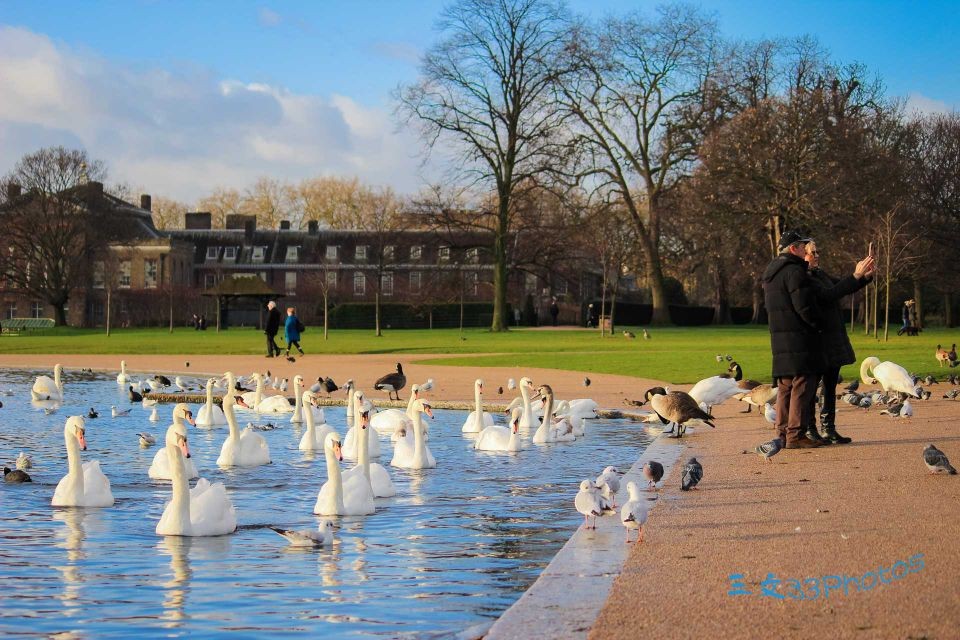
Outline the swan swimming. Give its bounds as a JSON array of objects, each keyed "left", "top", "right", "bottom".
[
  {"left": 342, "top": 391, "right": 382, "bottom": 460},
  {"left": 116, "top": 360, "right": 129, "bottom": 385},
  {"left": 461, "top": 379, "right": 495, "bottom": 433},
  {"left": 343, "top": 398, "right": 396, "bottom": 498},
  {"left": 475, "top": 407, "right": 522, "bottom": 452},
  {"left": 32, "top": 363, "right": 64, "bottom": 401},
  {"left": 195, "top": 378, "right": 227, "bottom": 427},
  {"left": 148, "top": 404, "right": 200, "bottom": 480},
  {"left": 299, "top": 391, "right": 334, "bottom": 451},
  {"left": 391, "top": 398, "right": 436, "bottom": 469},
  {"left": 52, "top": 416, "right": 114, "bottom": 507},
  {"left": 313, "top": 431, "right": 376, "bottom": 516},
  {"left": 217, "top": 392, "right": 271, "bottom": 467}
]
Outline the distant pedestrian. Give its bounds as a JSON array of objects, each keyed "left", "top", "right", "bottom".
[
  {"left": 284, "top": 307, "right": 305, "bottom": 357},
  {"left": 265, "top": 300, "right": 282, "bottom": 358},
  {"left": 198, "top": 315, "right": 207, "bottom": 330},
  {"left": 586, "top": 304, "right": 594, "bottom": 328},
  {"left": 898, "top": 300, "right": 913, "bottom": 336},
  {"left": 192, "top": 314, "right": 199, "bottom": 330},
  {"left": 513, "top": 306, "right": 521, "bottom": 327},
  {"left": 549, "top": 297, "right": 559, "bottom": 327}
]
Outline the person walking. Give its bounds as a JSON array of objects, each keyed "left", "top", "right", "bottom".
[
  {"left": 284, "top": 307, "right": 305, "bottom": 357},
  {"left": 803, "top": 241, "right": 875, "bottom": 444},
  {"left": 549, "top": 297, "right": 560, "bottom": 327},
  {"left": 761, "top": 230, "right": 825, "bottom": 450},
  {"left": 897, "top": 300, "right": 913, "bottom": 336},
  {"left": 264, "top": 301, "right": 282, "bottom": 358}
]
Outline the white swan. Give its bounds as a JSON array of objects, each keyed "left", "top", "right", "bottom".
[
  {"left": 217, "top": 393, "right": 271, "bottom": 467},
  {"left": 290, "top": 376, "right": 305, "bottom": 423},
  {"left": 117, "top": 360, "right": 129, "bottom": 385},
  {"left": 156, "top": 422, "right": 237, "bottom": 536},
  {"left": 517, "top": 377, "right": 536, "bottom": 429},
  {"left": 461, "top": 379, "right": 495, "bottom": 433},
  {"left": 149, "top": 405, "right": 160, "bottom": 422},
  {"left": 148, "top": 404, "right": 199, "bottom": 480},
  {"left": 475, "top": 407, "right": 522, "bottom": 452},
  {"left": 370, "top": 384, "right": 418, "bottom": 435},
  {"left": 237, "top": 372, "right": 264, "bottom": 410},
  {"left": 299, "top": 391, "right": 334, "bottom": 451},
  {"left": 32, "top": 363, "right": 64, "bottom": 401},
  {"left": 688, "top": 376, "right": 741, "bottom": 411},
  {"left": 567, "top": 398, "right": 600, "bottom": 420},
  {"left": 343, "top": 391, "right": 381, "bottom": 460},
  {"left": 195, "top": 378, "right": 227, "bottom": 427},
  {"left": 553, "top": 401, "right": 586, "bottom": 436},
  {"left": 343, "top": 397, "right": 396, "bottom": 497},
  {"left": 532, "top": 385, "right": 575, "bottom": 443},
  {"left": 313, "top": 431, "right": 375, "bottom": 516},
  {"left": 52, "top": 416, "right": 114, "bottom": 507},
  {"left": 391, "top": 398, "right": 436, "bottom": 469},
  {"left": 860, "top": 356, "right": 919, "bottom": 397},
  {"left": 256, "top": 375, "right": 294, "bottom": 414}
]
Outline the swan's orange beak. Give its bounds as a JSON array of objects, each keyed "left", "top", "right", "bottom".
[
  {"left": 77, "top": 430, "right": 87, "bottom": 451},
  {"left": 423, "top": 405, "right": 434, "bottom": 419},
  {"left": 512, "top": 421, "right": 519, "bottom": 433},
  {"left": 186, "top": 411, "right": 196, "bottom": 426},
  {"left": 235, "top": 396, "right": 249, "bottom": 408},
  {"left": 334, "top": 441, "right": 343, "bottom": 462},
  {"left": 179, "top": 436, "right": 191, "bottom": 459}
]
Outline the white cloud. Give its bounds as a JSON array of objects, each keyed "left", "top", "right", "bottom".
[
  {"left": 258, "top": 7, "right": 282, "bottom": 28},
  {"left": 0, "top": 25, "right": 432, "bottom": 204},
  {"left": 903, "top": 92, "right": 952, "bottom": 117}
]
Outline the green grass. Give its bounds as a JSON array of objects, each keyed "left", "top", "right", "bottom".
[{"left": 1, "top": 325, "right": 954, "bottom": 384}]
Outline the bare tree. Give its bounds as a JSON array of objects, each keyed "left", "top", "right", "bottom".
[
  {"left": 351, "top": 187, "right": 408, "bottom": 336},
  {"left": 150, "top": 196, "right": 191, "bottom": 230},
  {"left": 196, "top": 187, "right": 243, "bottom": 228},
  {"left": 397, "top": 0, "right": 571, "bottom": 331},
  {"left": 242, "top": 177, "right": 295, "bottom": 229},
  {"left": 292, "top": 176, "right": 368, "bottom": 229}
]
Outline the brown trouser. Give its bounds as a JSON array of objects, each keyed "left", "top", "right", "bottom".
[{"left": 774, "top": 375, "right": 818, "bottom": 444}]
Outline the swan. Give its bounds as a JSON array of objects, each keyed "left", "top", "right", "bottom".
[
  {"left": 475, "top": 407, "right": 522, "bottom": 452},
  {"left": 517, "top": 377, "right": 536, "bottom": 429},
  {"left": 688, "top": 376, "right": 741, "bottom": 412},
  {"left": 342, "top": 398, "right": 396, "bottom": 497},
  {"left": 370, "top": 384, "right": 418, "bottom": 435},
  {"left": 553, "top": 401, "right": 585, "bottom": 436},
  {"left": 238, "top": 372, "right": 264, "bottom": 409},
  {"left": 343, "top": 379, "right": 356, "bottom": 429},
  {"left": 256, "top": 375, "right": 294, "bottom": 414},
  {"left": 313, "top": 431, "right": 375, "bottom": 516},
  {"left": 32, "top": 363, "right": 64, "bottom": 401},
  {"left": 290, "top": 376, "right": 305, "bottom": 423},
  {"left": 51, "top": 416, "right": 114, "bottom": 507},
  {"left": 117, "top": 360, "right": 129, "bottom": 385},
  {"left": 567, "top": 398, "right": 599, "bottom": 420},
  {"left": 148, "top": 404, "right": 200, "bottom": 480},
  {"left": 193, "top": 378, "right": 227, "bottom": 427},
  {"left": 391, "top": 398, "right": 436, "bottom": 469},
  {"left": 532, "top": 386, "right": 558, "bottom": 444},
  {"left": 860, "top": 356, "right": 919, "bottom": 397},
  {"left": 149, "top": 405, "right": 160, "bottom": 422},
  {"left": 299, "top": 391, "right": 334, "bottom": 451},
  {"left": 342, "top": 391, "right": 382, "bottom": 460},
  {"left": 461, "top": 379, "right": 495, "bottom": 433},
  {"left": 217, "top": 393, "right": 271, "bottom": 467},
  {"left": 156, "top": 422, "right": 237, "bottom": 536}
]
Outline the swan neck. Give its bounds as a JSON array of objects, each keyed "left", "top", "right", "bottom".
[
  {"left": 325, "top": 445, "right": 345, "bottom": 513},
  {"left": 304, "top": 398, "right": 315, "bottom": 434},
  {"left": 65, "top": 431, "right": 84, "bottom": 492},
  {"left": 168, "top": 442, "right": 191, "bottom": 528},
  {"left": 206, "top": 380, "right": 214, "bottom": 403},
  {"left": 255, "top": 376, "right": 263, "bottom": 408},
  {"left": 475, "top": 386, "right": 482, "bottom": 416},
  {"left": 347, "top": 388, "right": 355, "bottom": 427},
  {"left": 543, "top": 393, "right": 553, "bottom": 423},
  {"left": 413, "top": 411, "right": 425, "bottom": 458},
  {"left": 55, "top": 367, "right": 62, "bottom": 391},
  {"left": 223, "top": 400, "right": 239, "bottom": 440}
]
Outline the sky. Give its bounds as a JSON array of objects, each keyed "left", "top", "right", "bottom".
[{"left": 0, "top": 0, "right": 956, "bottom": 204}]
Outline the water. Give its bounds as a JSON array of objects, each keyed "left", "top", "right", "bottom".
[{"left": 0, "top": 369, "right": 651, "bottom": 638}]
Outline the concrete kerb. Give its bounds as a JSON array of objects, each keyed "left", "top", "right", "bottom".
[{"left": 483, "top": 432, "right": 686, "bottom": 639}]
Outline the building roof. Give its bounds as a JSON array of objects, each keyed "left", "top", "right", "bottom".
[{"left": 201, "top": 274, "right": 281, "bottom": 298}]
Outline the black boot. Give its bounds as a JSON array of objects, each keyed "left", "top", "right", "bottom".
[
  {"left": 806, "top": 425, "right": 830, "bottom": 445},
  {"left": 820, "top": 409, "right": 852, "bottom": 444}
]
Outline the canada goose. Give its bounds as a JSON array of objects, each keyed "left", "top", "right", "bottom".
[
  {"left": 643, "top": 387, "right": 715, "bottom": 438},
  {"left": 725, "top": 362, "right": 761, "bottom": 390},
  {"left": 374, "top": 363, "right": 407, "bottom": 401}
]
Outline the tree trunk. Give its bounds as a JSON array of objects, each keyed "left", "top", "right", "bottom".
[
  {"left": 323, "top": 291, "right": 329, "bottom": 340},
  {"left": 864, "top": 283, "right": 870, "bottom": 334},
  {"left": 169, "top": 288, "right": 174, "bottom": 333},
  {"left": 599, "top": 268, "right": 607, "bottom": 338},
  {"left": 872, "top": 279, "right": 879, "bottom": 339},
  {"left": 713, "top": 257, "right": 732, "bottom": 325},
  {"left": 459, "top": 280, "right": 465, "bottom": 339},
  {"left": 913, "top": 281, "right": 923, "bottom": 328},
  {"left": 609, "top": 290, "right": 618, "bottom": 335},
  {"left": 945, "top": 293, "right": 953, "bottom": 328},
  {"left": 106, "top": 287, "right": 112, "bottom": 337},
  {"left": 53, "top": 299, "right": 67, "bottom": 326},
  {"left": 750, "top": 282, "right": 763, "bottom": 324},
  {"left": 646, "top": 249, "right": 670, "bottom": 326},
  {"left": 883, "top": 274, "right": 891, "bottom": 342},
  {"left": 490, "top": 198, "right": 509, "bottom": 332},
  {"left": 375, "top": 291, "right": 381, "bottom": 337}
]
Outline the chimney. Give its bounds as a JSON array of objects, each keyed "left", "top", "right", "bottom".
[
  {"left": 87, "top": 181, "right": 104, "bottom": 198},
  {"left": 225, "top": 214, "right": 256, "bottom": 230},
  {"left": 307, "top": 220, "right": 319, "bottom": 234},
  {"left": 280, "top": 220, "right": 291, "bottom": 230},
  {"left": 244, "top": 220, "right": 255, "bottom": 242},
  {"left": 140, "top": 194, "right": 152, "bottom": 211},
  {"left": 7, "top": 183, "right": 21, "bottom": 200},
  {"left": 184, "top": 212, "right": 212, "bottom": 230}
]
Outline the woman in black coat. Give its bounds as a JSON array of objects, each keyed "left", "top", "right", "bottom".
[{"left": 803, "top": 242, "right": 874, "bottom": 444}]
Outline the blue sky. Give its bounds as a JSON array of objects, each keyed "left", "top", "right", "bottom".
[{"left": 0, "top": 0, "right": 956, "bottom": 202}]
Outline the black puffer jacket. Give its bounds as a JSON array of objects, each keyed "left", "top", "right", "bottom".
[
  {"left": 808, "top": 268, "right": 870, "bottom": 369},
  {"left": 762, "top": 253, "right": 824, "bottom": 377},
  {"left": 265, "top": 307, "right": 282, "bottom": 336}
]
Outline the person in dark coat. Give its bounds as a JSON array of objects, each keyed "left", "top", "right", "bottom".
[
  {"left": 803, "top": 241, "right": 875, "bottom": 444},
  {"left": 761, "top": 230, "right": 824, "bottom": 449},
  {"left": 284, "top": 307, "right": 304, "bottom": 357},
  {"left": 265, "top": 300, "right": 282, "bottom": 357}
]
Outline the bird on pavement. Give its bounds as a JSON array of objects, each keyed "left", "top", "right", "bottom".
[
  {"left": 575, "top": 480, "right": 612, "bottom": 529},
  {"left": 755, "top": 437, "right": 783, "bottom": 463},
  {"left": 374, "top": 363, "right": 407, "bottom": 401},
  {"left": 642, "top": 461, "right": 664, "bottom": 489},
  {"left": 680, "top": 457, "right": 703, "bottom": 491},
  {"left": 620, "top": 482, "right": 649, "bottom": 544},
  {"left": 923, "top": 444, "right": 956, "bottom": 474}
]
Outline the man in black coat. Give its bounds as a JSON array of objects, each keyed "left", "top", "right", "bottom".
[
  {"left": 265, "top": 300, "right": 282, "bottom": 357},
  {"left": 803, "top": 242, "right": 875, "bottom": 444},
  {"left": 762, "top": 230, "right": 825, "bottom": 449}
]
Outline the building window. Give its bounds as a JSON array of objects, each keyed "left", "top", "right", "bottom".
[
  {"left": 5, "top": 302, "right": 16, "bottom": 320},
  {"left": 252, "top": 246, "right": 266, "bottom": 263},
  {"left": 466, "top": 248, "right": 479, "bottom": 263},
  {"left": 468, "top": 271, "right": 479, "bottom": 296},
  {"left": 355, "top": 245, "right": 367, "bottom": 262},
  {"left": 439, "top": 246, "right": 450, "bottom": 262},
  {"left": 206, "top": 246, "right": 218, "bottom": 261},
  {"left": 325, "top": 271, "right": 337, "bottom": 289},
  {"left": 92, "top": 261, "right": 105, "bottom": 289},
  {"left": 31, "top": 301, "right": 43, "bottom": 318},
  {"left": 224, "top": 246, "right": 237, "bottom": 261},
  {"left": 285, "top": 246, "right": 300, "bottom": 263},
  {"left": 325, "top": 245, "right": 338, "bottom": 261},
  {"left": 353, "top": 272, "right": 366, "bottom": 295},
  {"left": 410, "top": 245, "right": 422, "bottom": 261},
  {"left": 144, "top": 258, "right": 158, "bottom": 288},
  {"left": 119, "top": 260, "right": 132, "bottom": 289},
  {"left": 382, "top": 272, "right": 394, "bottom": 296},
  {"left": 204, "top": 273, "right": 217, "bottom": 289},
  {"left": 409, "top": 271, "right": 421, "bottom": 293},
  {"left": 383, "top": 245, "right": 394, "bottom": 262},
  {"left": 285, "top": 272, "right": 297, "bottom": 296}
]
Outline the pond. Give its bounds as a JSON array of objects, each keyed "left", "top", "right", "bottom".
[{"left": 0, "top": 368, "right": 651, "bottom": 638}]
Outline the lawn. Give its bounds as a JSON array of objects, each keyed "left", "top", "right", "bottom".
[{"left": 0, "top": 325, "right": 954, "bottom": 384}]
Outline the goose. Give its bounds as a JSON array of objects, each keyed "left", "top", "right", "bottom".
[
  {"left": 374, "top": 363, "right": 406, "bottom": 401},
  {"left": 726, "top": 361, "right": 761, "bottom": 390},
  {"left": 620, "top": 482, "right": 649, "bottom": 543},
  {"left": 128, "top": 386, "right": 143, "bottom": 402},
  {"left": 371, "top": 384, "right": 418, "bottom": 435},
  {"left": 16, "top": 451, "right": 33, "bottom": 470},
  {"left": 148, "top": 404, "right": 200, "bottom": 480},
  {"left": 111, "top": 406, "right": 130, "bottom": 418},
  {"left": 342, "top": 399, "right": 396, "bottom": 497},
  {"left": 688, "top": 375, "right": 741, "bottom": 412},
  {"left": 194, "top": 378, "right": 227, "bottom": 427},
  {"left": 270, "top": 520, "right": 334, "bottom": 547},
  {"left": 52, "top": 416, "right": 114, "bottom": 507},
  {"left": 156, "top": 422, "right": 237, "bottom": 536},
  {"left": 575, "top": 480, "right": 611, "bottom": 529},
  {"left": 290, "top": 376, "right": 305, "bottom": 424},
  {"left": 298, "top": 391, "right": 334, "bottom": 451},
  {"left": 117, "top": 360, "right": 129, "bottom": 385},
  {"left": 343, "top": 391, "right": 382, "bottom": 459},
  {"left": 475, "top": 407, "right": 523, "bottom": 452},
  {"left": 313, "top": 432, "right": 375, "bottom": 516},
  {"left": 138, "top": 432, "right": 157, "bottom": 447},
  {"left": 32, "top": 364, "right": 64, "bottom": 401},
  {"left": 391, "top": 398, "right": 435, "bottom": 469},
  {"left": 461, "top": 379, "right": 495, "bottom": 433},
  {"left": 644, "top": 387, "right": 715, "bottom": 438},
  {"left": 217, "top": 392, "right": 271, "bottom": 467},
  {"left": 860, "top": 356, "right": 919, "bottom": 397},
  {"left": 736, "top": 384, "right": 778, "bottom": 413}
]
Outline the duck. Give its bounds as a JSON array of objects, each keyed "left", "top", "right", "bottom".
[
  {"left": 644, "top": 387, "right": 716, "bottom": 438},
  {"left": 116, "top": 360, "right": 129, "bottom": 385},
  {"left": 298, "top": 391, "right": 334, "bottom": 451},
  {"left": 342, "top": 390, "right": 382, "bottom": 460},
  {"left": 4, "top": 466, "right": 32, "bottom": 483},
  {"left": 87, "top": 407, "right": 99, "bottom": 419},
  {"left": 391, "top": 398, "right": 436, "bottom": 469},
  {"left": 270, "top": 520, "right": 334, "bottom": 547},
  {"left": 461, "top": 379, "right": 495, "bottom": 433},
  {"left": 217, "top": 392, "right": 271, "bottom": 467},
  {"left": 52, "top": 416, "right": 114, "bottom": 507},
  {"left": 32, "top": 363, "right": 64, "bottom": 401},
  {"left": 475, "top": 407, "right": 523, "bottom": 452},
  {"left": 860, "top": 356, "right": 919, "bottom": 397},
  {"left": 16, "top": 451, "right": 33, "bottom": 470},
  {"left": 148, "top": 404, "right": 200, "bottom": 480},
  {"left": 289, "top": 376, "right": 305, "bottom": 424},
  {"left": 342, "top": 397, "right": 396, "bottom": 497},
  {"left": 128, "top": 386, "right": 143, "bottom": 402},
  {"left": 620, "top": 482, "right": 649, "bottom": 543},
  {"left": 374, "top": 363, "right": 406, "bottom": 401},
  {"left": 155, "top": 422, "right": 237, "bottom": 536},
  {"left": 313, "top": 432, "right": 376, "bottom": 516}
]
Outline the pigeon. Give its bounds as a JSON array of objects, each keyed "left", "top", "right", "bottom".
[
  {"left": 620, "top": 482, "right": 649, "bottom": 544},
  {"left": 583, "top": 377, "right": 591, "bottom": 387},
  {"left": 920, "top": 389, "right": 932, "bottom": 401},
  {"left": 138, "top": 432, "right": 156, "bottom": 447},
  {"left": 16, "top": 452, "right": 32, "bottom": 470},
  {"left": 4, "top": 466, "right": 32, "bottom": 483},
  {"left": 595, "top": 466, "right": 621, "bottom": 507},
  {"left": 923, "top": 444, "right": 957, "bottom": 474},
  {"left": 111, "top": 405, "right": 130, "bottom": 418},
  {"left": 575, "top": 480, "right": 611, "bottom": 529},
  {"left": 507, "top": 378, "right": 517, "bottom": 390},
  {"left": 623, "top": 330, "right": 636, "bottom": 339},
  {"left": 642, "top": 461, "right": 664, "bottom": 488},
  {"left": 755, "top": 437, "right": 783, "bottom": 462},
  {"left": 923, "top": 375, "right": 937, "bottom": 386},
  {"left": 880, "top": 403, "right": 904, "bottom": 417},
  {"left": 497, "top": 386, "right": 504, "bottom": 395},
  {"left": 858, "top": 396, "right": 873, "bottom": 409},
  {"left": 841, "top": 393, "right": 862, "bottom": 407},
  {"left": 943, "top": 389, "right": 960, "bottom": 400},
  {"left": 128, "top": 386, "right": 143, "bottom": 402},
  {"left": 680, "top": 457, "right": 703, "bottom": 491},
  {"left": 763, "top": 403, "right": 777, "bottom": 425},
  {"left": 643, "top": 329, "right": 651, "bottom": 339},
  {"left": 87, "top": 407, "right": 99, "bottom": 419},
  {"left": 270, "top": 521, "right": 335, "bottom": 547},
  {"left": 843, "top": 379, "right": 860, "bottom": 393}
]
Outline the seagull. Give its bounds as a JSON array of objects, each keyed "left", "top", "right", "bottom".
[
  {"left": 620, "top": 482, "right": 649, "bottom": 544},
  {"left": 680, "top": 457, "right": 703, "bottom": 491},
  {"left": 595, "top": 466, "right": 621, "bottom": 508},
  {"left": 420, "top": 378, "right": 435, "bottom": 392},
  {"left": 174, "top": 376, "right": 191, "bottom": 392},
  {"left": 923, "top": 444, "right": 957, "bottom": 474},
  {"left": 138, "top": 432, "right": 156, "bottom": 447},
  {"left": 763, "top": 403, "right": 777, "bottom": 425},
  {"left": 575, "top": 480, "right": 611, "bottom": 529},
  {"left": 270, "top": 521, "right": 335, "bottom": 547},
  {"left": 507, "top": 378, "right": 517, "bottom": 390},
  {"left": 583, "top": 376, "right": 591, "bottom": 387},
  {"left": 309, "top": 377, "right": 323, "bottom": 394},
  {"left": 272, "top": 376, "right": 281, "bottom": 390},
  {"left": 642, "top": 461, "right": 664, "bottom": 489},
  {"left": 16, "top": 452, "right": 32, "bottom": 470},
  {"left": 279, "top": 378, "right": 289, "bottom": 392},
  {"left": 112, "top": 405, "right": 131, "bottom": 418},
  {"left": 755, "top": 437, "right": 783, "bottom": 463},
  {"left": 87, "top": 407, "right": 99, "bottom": 419}
]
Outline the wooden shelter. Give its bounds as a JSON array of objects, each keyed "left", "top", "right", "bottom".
[{"left": 201, "top": 275, "right": 282, "bottom": 331}]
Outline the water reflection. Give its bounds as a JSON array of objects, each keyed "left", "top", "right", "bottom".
[
  {"left": 158, "top": 536, "right": 192, "bottom": 626},
  {"left": 51, "top": 509, "right": 93, "bottom": 616}
]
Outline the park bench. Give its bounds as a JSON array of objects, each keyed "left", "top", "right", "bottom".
[{"left": 0, "top": 317, "right": 56, "bottom": 335}]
